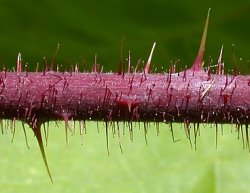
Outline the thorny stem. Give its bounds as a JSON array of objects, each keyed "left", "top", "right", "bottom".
[
  {"left": 1, "top": 9, "right": 250, "bottom": 181},
  {"left": 1, "top": 66, "right": 249, "bottom": 125},
  {"left": 2, "top": 66, "right": 250, "bottom": 182}
]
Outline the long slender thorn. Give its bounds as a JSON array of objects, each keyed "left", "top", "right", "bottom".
[
  {"left": 33, "top": 126, "right": 53, "bottom": 183},
  {"left": 105, "top": 121, "right": 110, "bottom": 156},
  {"left": 64, "top": 117, "right": 69, "bottom": 150},
  {"left": 144, "top": 42, "right": 156, "bottom": 74},
  {"left": 128, "top": 50, "right": 131, "bottom": 73},
  {"left": 92, "top": 54, "right": 97, "bottom": 73},
  {"left": 22, "top": 122, "right": 30, "bottom": 149},
  {"left": 190, "top": 8, "right": 210, "bottom": 71}
]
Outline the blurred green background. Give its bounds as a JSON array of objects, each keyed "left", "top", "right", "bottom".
[
  {"left": 0, "top": 0, "right": 250, "bottom": 71},
  {"left": 0, "top": 0, "right": 250, "bottom": 193}
]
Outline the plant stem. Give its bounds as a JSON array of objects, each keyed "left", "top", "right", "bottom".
[{"left": 0, "top": 70, "right": 249, "bottom": 126}]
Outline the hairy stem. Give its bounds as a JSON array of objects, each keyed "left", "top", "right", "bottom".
[{"left": 0, "top": 69, "right": 249, "bottom": 126}]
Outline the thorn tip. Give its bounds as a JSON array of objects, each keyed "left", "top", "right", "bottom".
[{"left": 144, "top": 42, "right": 156, "bottom": 74}]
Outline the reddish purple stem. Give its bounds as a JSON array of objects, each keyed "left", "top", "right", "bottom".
[{"left": 0, "top": 69, "right": 249, "bottom": 128}]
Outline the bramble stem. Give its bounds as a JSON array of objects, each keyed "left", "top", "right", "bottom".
[{"left": 0, "top": 69, "right": 249, "bottom": 126}]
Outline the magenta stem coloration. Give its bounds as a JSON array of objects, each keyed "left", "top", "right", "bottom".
[
  {"left": 1, "top": 67, "right": 249, "bottom": 125},
  {"left": 1, "top": 10, "right": 249, "bottom": 182}
]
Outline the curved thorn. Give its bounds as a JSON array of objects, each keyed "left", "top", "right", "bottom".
[
  {"left": 144, "top": 42, "right": 156, "bottom": 74},
  {"left": 191, "top": 8, "right": 210, "bottom": 71}
]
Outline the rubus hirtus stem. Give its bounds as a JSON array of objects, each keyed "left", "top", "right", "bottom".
[
  {"left": 1, "top": 69, "right": 249, "bottom": 125},
  {"left": 1, "top": 9, "right": 250, "bottom": 182}
]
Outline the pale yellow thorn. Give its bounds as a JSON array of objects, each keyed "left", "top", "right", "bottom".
[
  {"left": 17, "top": 52, "right": 22, "bottom": 72},
  {"left": 144, "top": 42, "right": 156, "bottom": 74}
]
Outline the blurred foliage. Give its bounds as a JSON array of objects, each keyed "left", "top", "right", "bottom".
[
  {"left": 0, "top": 1, "right": 250, "bottom": 193},
  {"left": 0, "top": 0, "right": 249, "bottom": 72},
  {"left": 1, "top": 122, "right": 250, "bottom": 193}
]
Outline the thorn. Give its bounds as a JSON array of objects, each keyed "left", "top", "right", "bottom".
[
  {"left": 75, "top": 64, "right": 79, "bottom": 73},
  {"left": 144, "top": 42, "right": 156, "bottom": 74},
  {"left": 144, "top": 122, "right": 148, "bottom": 145},
  {"left": 240, "top": 124, "right": 245, "bottom": 149},
  {"left": 79, "top": 120, "right": 84, "bottom": 145},
  {"left": 133, "top": 58, "right": 141, "bottom": 74},
  {"left": 190, "top": 8, "right": 210, "bottom": 71},
  {"left": 105, "top": 121, "right": 110, "bottom": 156},
  {"left": 128, "top": 122, "right": 133, "bottom": 142},
  {"left": 32, "top": 124, "right": 53, "bottom": 183},
  {"left": 62, "top": 115, "right": 69, "bottom": 150},
  {"left": 36, "top": 62, "right": 39, "bottom": 72},
  {"left": 169, "top": 122, "right": 180, "bottom": 142},
  {"left": 246, "top": 124, "right": 250, "bottom": 152},
  {"left": 92, "top": 54, "right": 97, "bottom": 73},
  {"left": 156, "top": 122, "right": 160, "bottom": 136},
  {"left": 183, "top": 119, "right": 193, "bottom": 149},
  {"left": 0, "top": 120, "right": 3, "bottom": 134},
  {"left": 17, "top": 52, "right": 22, "bottom": 72},
  {"left": 50, "top": 43, "right": 60, "bottom": 71},
  {"left": 22, "top": 122, "right": 30, "bottom": 149},
  {"left": 128, "top": 50, "right": 131, "bottom": 73},
  {"left": 43, "top": 57, "right": 48, "bottom": 74},
  {"left": 116, "top": 122, "right": 123, "bottom": 153},
  {"left": 214, "top": 123, "right": 218, "bottom": 149},
  {"left": 11, "top": 117, "right": 16, "bottom": 143},
  {"left": 216, "top": 45, "right": 224, "bottom": 75},
  {"left": 193, "top": 123, "right": 199, "bottom": 150},
  {"left": 127, "top": 102, "right": 131, "bottom": 112},
  {"left": 43, "top": 122, "right": 49, "bottom": 146}
]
